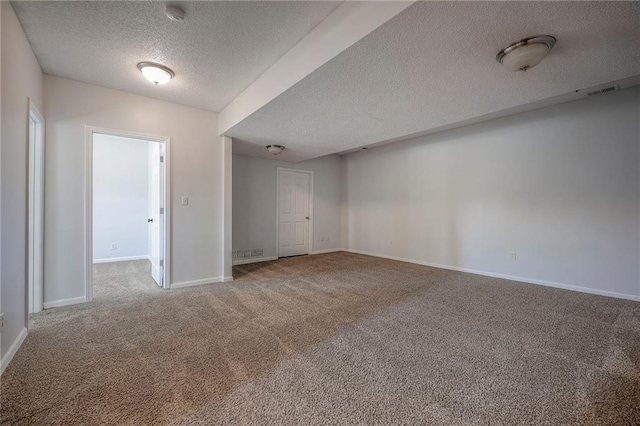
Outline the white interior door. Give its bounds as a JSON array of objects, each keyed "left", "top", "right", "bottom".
[
  {"left": 278, "top": 170, "right": 311, "bottom": 257},
  {"left": 148, "top": 142, "right": 165, "bottom": 287}
]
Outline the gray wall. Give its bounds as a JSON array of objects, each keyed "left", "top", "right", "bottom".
[
  {"left": 343, "top": 87, "right": 640, "bottom": 299},
  {"left": 44, "top": 76, "right": 222, "bottom": 304},
  {"left": 93, "top": 134, "right": 149, "bottom": 261},
  {"left": 233, "top": 154, "right": 342, "bottom": 259},
  {"left": 1, "top": 2, "right": 44, "bottom": 360}
]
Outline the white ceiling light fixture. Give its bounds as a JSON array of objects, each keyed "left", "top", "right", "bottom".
[
  {"left": 165, "top": 5, "right": 185, "bottom": 21},
  {"left": 137, "top": 62, "right": 175, "bottom": 85},
  {"left": 496, "top": 35, "right": 556, "bottom": 72},
  {"left": 266, "top": 145, "right": 285, "bottom": 155}
]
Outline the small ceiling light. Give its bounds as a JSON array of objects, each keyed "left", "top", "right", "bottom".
[
  {"left": 137, "top": 62, "right": 175, "bottom": 85},
  {"left": 165, "top": 5, "right": 185, "bottom": 21},
  {"left": 266, "top": 145, "right": 285, "bottom": 155},
  {"left": 496, "top": 35, "right": 556, "bottom": 72}
]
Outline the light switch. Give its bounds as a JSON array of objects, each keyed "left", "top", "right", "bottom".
[{"left": 182, "top": 196, "right": 189, "bottom": 206}]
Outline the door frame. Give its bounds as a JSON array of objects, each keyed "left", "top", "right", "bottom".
[
  {"left": 27, "top": 99, "right": 45, "bottom": 315},
  {"left": 275, "top": 167, "right": 314, "bottom": 258},
  {"left": 84, "top": 126, "right": 172, "bottom": 302}
]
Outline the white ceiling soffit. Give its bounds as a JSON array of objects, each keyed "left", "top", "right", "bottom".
[
  {"left": 10, "top": 1, "right": 342, "bottom": 112},
  {"left": 227, "top": 1, "right": 640, "bottom": 162},
  {"left": 218, "top": 1, "right": 415, "bottom": 135}
]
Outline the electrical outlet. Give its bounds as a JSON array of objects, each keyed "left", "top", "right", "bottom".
[
  {"left": 110, "top": 243, "right": 117, "bottom": 250},
  {"left": 510, "top": 252, "right": 517, "bottom": 261}
]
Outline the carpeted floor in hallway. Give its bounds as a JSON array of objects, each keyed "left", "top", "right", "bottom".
[{"left": 1, "top": 252, "right": 639, "bottom": 425}]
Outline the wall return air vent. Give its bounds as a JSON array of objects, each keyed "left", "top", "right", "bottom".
[{"left": 586, "top": 85, "right": 619, "bottom": 97}]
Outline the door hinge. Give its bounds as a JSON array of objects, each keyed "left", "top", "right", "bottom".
[
  {"left": 160, "top": 156, "right": 164, "bottom": 163},
  {"left": 160, "top": 207, "right": 164, "bottom": 214},
  {"left": 0, "top": 313, "right": 4, "bottom": 332},
  {"left": 160, "top": 260, "right": 164, "bottom": 267}
]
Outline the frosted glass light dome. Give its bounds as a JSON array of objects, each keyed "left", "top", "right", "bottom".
[
  {"left": 266, "top": 145, "right": 285, "bottom": 155},
  {"left": 137, "top": 62, "right": 175, "bottom": 85},
  {"left": 496, "top": 36, "right": 556, "bottom": 72}
]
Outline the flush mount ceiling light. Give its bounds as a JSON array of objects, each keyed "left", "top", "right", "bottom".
[
  {"left": 496, "top": 35, "right": 556, "bottom": 72},
  {"left": 165, "top": 5, "right": 185, "bottom": 21},
  {"left": 266, "top": 145, "right": 285, "bottom": 155},
  {"left": 137, "top": 62, "right": 175, "bottom": 85}
]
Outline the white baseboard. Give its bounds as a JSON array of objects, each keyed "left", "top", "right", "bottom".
[
  {"left": 310, "top": 248, "right": 344, "bottom": 255},
  {"left": 1, "top": 327, "right": 28, "bottom": 376},
  {"left": 44, "top": 296, "right": 87, "bottom": 309},
  {"left": 171, "top": 277, "right": 232, "bottom": 289},
  {"left": 232, "top": 256, "right": 277, "bottom": 266},
  {"left": 93, "top": 255, "right": 150, "bottom": 264},
  {"left": 344, "top": 249, "right": 640, "bottom": 302}
]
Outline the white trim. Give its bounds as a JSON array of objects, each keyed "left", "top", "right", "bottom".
[
  {"left": 310, "top": 248, "right": 344, "bottom": 255},
  {"left": 28, "top": 99, "right": 45, "bottom": 315},
  {"left": 222, "top": 136, "right": 233, "bottom": 279},
  {"left": 43, "top": 296, "right": 87, "bottom": 309},
  {"left": 0, "top": 327, "right": 28, "bottom": 376},
  {"left": 171, "top": 277, "right": 231, "bottom": 289},
  {"left": 233, "top": 256, "right": 278, "bottom": 266},
  {"left": 93, "top": 255, "right": 151, "bottom": 264},
  {"left": 276, "top": 167, "right": 314, "bottom": 258},
  {"left": 344, "top": 249, "right": 640, "bottom": 302},
  {"left": 85, "top": 126, "right": 172, "bottom": 304}
]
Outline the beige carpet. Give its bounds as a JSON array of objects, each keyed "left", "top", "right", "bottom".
[{"left": 2, "top": 252, "right": 639, "bottom": 425}]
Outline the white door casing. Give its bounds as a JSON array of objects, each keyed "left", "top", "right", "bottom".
[
  {"left": 85, "top": 126, "right": 171, "bottom": 303},
  {"left": 277, "top": 168, "right": 313, "bottom": 257},
  {"left": 28, "top": 102, "right": 45, "bottom": 314}
]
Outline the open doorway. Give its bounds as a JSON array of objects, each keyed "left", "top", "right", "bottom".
[
  {"left": 28, "top": 100, "right": 45, "bottom": 314},
  {"left": 85, "top": 128, "right": 170, "bottom": 302}
]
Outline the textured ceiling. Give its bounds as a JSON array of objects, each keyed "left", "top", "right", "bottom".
[
  {"left": 228, "top": 1, "right": 640, "bottom": 161},
  {"left": 11, "top": 0, "right": 341, "bottom": 112}
]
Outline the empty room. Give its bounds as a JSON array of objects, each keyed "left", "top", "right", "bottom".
[{"left": 1, "top": 1, "right": 639, "bottom": 424}]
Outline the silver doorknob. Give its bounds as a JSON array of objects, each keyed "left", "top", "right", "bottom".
[{"left": 148, "top": 218, "right": 154, "bottom": 223}]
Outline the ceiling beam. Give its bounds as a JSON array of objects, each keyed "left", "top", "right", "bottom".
[{"left": 218, "top": 1, "right": 414, "bottom": 135}]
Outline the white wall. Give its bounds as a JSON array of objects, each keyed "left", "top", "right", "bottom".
[
  {"left": 93, "top": 134, "right": 150, "bottom": 261},
  {"left": 233, "top": 154, "right": 342, "bottom": 259},
  {"left": 1, "top": 2, "right": 44, "bottom": 361},
  {"left": 44, "top": 75, "right": 223, "bottom": 304},
  {"left": 344, "top": 87, "right": 640, "bottom": 300}
]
